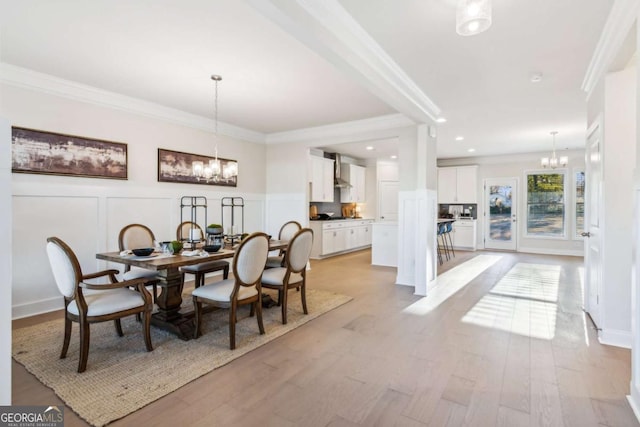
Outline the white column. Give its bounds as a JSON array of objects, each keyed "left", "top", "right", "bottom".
[{"left": 0, "top": 117, "right": 12, "bottom": 404}]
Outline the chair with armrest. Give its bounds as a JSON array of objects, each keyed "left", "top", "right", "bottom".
[
  {"left": 176, "top": 221, "right": 229, "bottom": 288},
  {"left": 192, "top": 232, "right": 269, "bottom": 349},
  {"left": 118, "top": 223, "right": 161, "bottom": 299},
  {"left": 46, "top": 236, "right": 153, "bottom": 373},
  {"left": 261, "top": 228, "right": 313, "bottom": 324},
  {"left": 265, "top": 220, "right": 302, "bottom": 269}
]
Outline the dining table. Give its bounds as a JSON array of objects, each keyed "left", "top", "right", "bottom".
[{"left": 96, "top": 239, "right": 288, "bottom": 341}]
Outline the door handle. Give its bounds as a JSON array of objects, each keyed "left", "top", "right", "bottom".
[{"left": 581, "top": 232, "right": 591, "bottom": 237}]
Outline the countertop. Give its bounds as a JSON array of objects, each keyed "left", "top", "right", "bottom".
[{"left": 309, "top": 217, "right": 373, "bottom": 222}]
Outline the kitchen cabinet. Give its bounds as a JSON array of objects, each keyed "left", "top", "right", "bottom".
[
  {"left": 309, "top": 156, "right": 335, "bottom": 202},
  {"left": 310, "top": 219, "right": 373, "bottom": 258},
  {"left": 437, "top": 166, "right": 478, "bottom": 203},
  {"left": 452, "top": 220, "right": 477, "bottom": 250},
  {"left": 340, "top": 163, "right": 366, "bottom": 203}
]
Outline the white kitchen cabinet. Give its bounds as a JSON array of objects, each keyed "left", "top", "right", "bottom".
[
  {"left": 309, "top": 156, "right": 335, "bottom": 202},
  {"left": 437, "top": 165, "right": 478, "bottom": 203},
  {"left": 452, "top": 220, "right": 477, "bottom": 250},
  {"left": 340, "top": 164, "right": 366, "bottom": 203},
  {"left": 310, "top": 219, "right": 373, "bottom": 258}
]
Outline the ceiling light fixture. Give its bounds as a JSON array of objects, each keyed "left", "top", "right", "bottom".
[
  {"left": 456, "top": 0, "right": 492, "bottom": 36},
  {"left": 467, "top": 148, "right": 476, "bottom": 153},
  {"left": 455, "top": 136, "right": 464, "bottom": 141},
  {"left": 366, "top": 146, "right": 374, "bottom": 150},
  {"left": 436, "top": 118, "right": 447, "bottom": 123},
  {"left": 390, "top": 155, "right": 397, "bottom": 159},
  {"left": 192, "top": 75, "right": 238, "bottom": 182},
  {"left": 530, "top": 72, "right": 543, "bottom": 83},
  {"left": 540, "top": 131, "right": 568, "bottom": 169}
]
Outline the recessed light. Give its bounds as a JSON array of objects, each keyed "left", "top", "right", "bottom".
[
  {"left": 390, "top": 155, "right": 397, "bottom": 159},
  {"left": 467, "top": 148, "right": 476, "bottom": 153},
  {"left": 455, "top": 136, "right": 464, "bottom": 141},
  {"left": 530, "top": 72, "right": 543, "bottom": 83},
  {"left": 366, "top": 146, "right": 374, "bottom": 150},
  {"left": 436, "top": 118, "right": 447, "bottom": 123}
]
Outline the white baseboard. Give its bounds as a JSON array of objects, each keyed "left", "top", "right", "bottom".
[
  {"left": 13, "top": 296, "right": 62, "bottom": 320},
  {"left": 395, "top": 273, "right": 415, "bottom": 288},
  {"left": 517, "top": 246, "right": 584, "bottom": 257},
  {"left": 599, "top": 328, "right": 632, "bottom": 348},
  {"left": 628, "top": 393, "right": 640, "bottom": 424}
]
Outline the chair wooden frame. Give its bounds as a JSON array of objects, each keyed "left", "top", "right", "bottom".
[
  {"left": 177, "top": 221, "right": 229, "bottom": 287},
  {"left": 261, "top": 228, "right": 313, "bottom": 324},
  {"left": 118, "top": 223, "right": 160, "bottom": 300},
  {"left": 47, "top": 237, "right": 153, "bottom": 373},
  {"left": 192, "top": 232, "right": 269, "bottom": 349},
  {"left": 265, "top": 220, "right": 302, "bottom": 269}
]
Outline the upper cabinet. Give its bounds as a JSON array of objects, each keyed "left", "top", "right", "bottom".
[
  {"left": 340, "top": 163, "right": 366, "bottom": 203},
  {"left": 309, "top": 156, "right": 335, "bottom": 202},
  {"left": 437, "top": 165, "right": 478, "bottom": 203}
]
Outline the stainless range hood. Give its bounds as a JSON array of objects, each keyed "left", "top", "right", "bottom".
[{"left": 333, "top": 153, "right": 352, "bottom": 188}]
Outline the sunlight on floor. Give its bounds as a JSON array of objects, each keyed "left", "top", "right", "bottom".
[
  {"left": 461, "top": 263, "right": 560, "bottom": 340},
  {"left": 578, "top": 266, "right": 589, "bottom": 346},
  {"left": 402, "top": 255, "right": 503, "bottom": 316}
]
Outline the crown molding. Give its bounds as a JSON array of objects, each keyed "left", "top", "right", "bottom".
[
  {"left": 582, "top": 0, "right": 639, "bottom": 98},
  {"left": 247, "top": 0, "right": 440, "bottom": 124},
  {"left": 266, "top": 113, "right": 414, "bottom": 144},
  {"left": 0, "top": 63, "right": 266, "bottom": 144}
]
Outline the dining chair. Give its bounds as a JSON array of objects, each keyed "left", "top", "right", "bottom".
[
  {"left": 261, "top": 228, "right": 313, "bottom": 324},
  {"left": 176, "top": 221, "right": 229, "bottom": 288},
  {"left": 118, "top": 223, "right": 161, "bottom": 300},
  {"left": 46, "top": 236, "right": 153, "bottom": 373},
  {"left": 265, "top": 220, "right": 302, "bottom": 269},
  {"left": 192, "top": 232, "right": 269, "bottom": 349}
]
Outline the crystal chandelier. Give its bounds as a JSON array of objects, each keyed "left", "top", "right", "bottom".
[
  {"left": 456, "top": 0, "right": 492, "bottom": 36},
  {"left": 541, "top": 131, "right": 568, "bottom": 169},
  {"left": 192, "top": 75, "right": 238, "bottom": 181}
]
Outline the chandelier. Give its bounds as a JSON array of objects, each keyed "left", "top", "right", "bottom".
[
  {"left": 456, "top": 0, "right": 492, "bottom": 36},
  {"left": 192, "top": 75, "right": 238, "bottom": 181},
  {"left": 541, "top": 131, "right": 568, "bottom": 169}
]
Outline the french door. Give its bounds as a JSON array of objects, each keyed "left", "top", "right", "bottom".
[{"left": 484, "top": 178, "right": 518, "bottom": 251}]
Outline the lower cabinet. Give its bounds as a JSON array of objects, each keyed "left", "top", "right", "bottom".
[
  {"left": 311, "top": 219, "right": 373, "bottom": 258},
  {"left": 452, "top": 220, "right": 477, "bottom": 250}
]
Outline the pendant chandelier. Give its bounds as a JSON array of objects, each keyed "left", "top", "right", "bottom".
[
  {"left": 192, "top": 75, "right": 238, "bottom": 181},
  {"left": 456, "top": 0, "right": 492, "bottom": 36},
  {"left": 541, "top": 131, "right": 568, "bottom": 169}
]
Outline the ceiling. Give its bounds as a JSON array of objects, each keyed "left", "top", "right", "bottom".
[{"left": 0, "top": 0, "right": 615, "bottom": 160}]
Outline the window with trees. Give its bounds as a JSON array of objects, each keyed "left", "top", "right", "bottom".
[
  {"left": 575, "top": 171, "right": 585, "bottom": 238},
  {"left": 526, "top": 172, "right": 566, "bottom": 237}
]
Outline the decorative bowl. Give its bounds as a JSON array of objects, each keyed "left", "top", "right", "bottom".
[
  {"left": 203, "top": 244, "right": 222, "bottom": 253},
  {"left": 132, "top": 247, "right": 154, "bottom": 256}
]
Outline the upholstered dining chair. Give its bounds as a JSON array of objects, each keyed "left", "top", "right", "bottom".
[
  {"left": 46, "top": 236, "right": 153, "bottom": 373},
  {"left": 261, "top": 228, "right": 313, "bottom": 324},
  {"left": 192, "top": 232, "right": 269, "bottom": 349},
  {"left": 176, "top": 221, "right": 229, "bottom": 289},
  {"left": 265, "top": 220, "right": 302, "bottom": 269},
  {"left": 118, "top": 223, "right": 160, "bottom": 300}
]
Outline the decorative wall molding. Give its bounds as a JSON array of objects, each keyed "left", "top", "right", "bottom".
[
  {"left": 0, "top": 63, "right": 267, "bottom": 144},
  {"left": 266, "top": 113, "right": 414, "bottom": 144},
  {"left": 581, "top": 0, "right": 639, "bottom": 98},
  {"left": 247, "top": 0, "right": 440, "bottom": 124},
  {"left": 599, "top": 327, "right": 632, "bottom": 349}
]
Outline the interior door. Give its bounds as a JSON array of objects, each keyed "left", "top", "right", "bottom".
[
  {"left": 584, "top": 121, "right": 602, "bottom": 327},
  {"left": 378, "top": 180, "right": 399, "bottom": 221},
  {"left": 484, "top": 178, "right": 517, "bottom": 250}
]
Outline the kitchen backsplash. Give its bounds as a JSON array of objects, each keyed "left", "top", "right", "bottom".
[
  {"left": 310, "top": 188, "right": 342, "bottom": 217},
  {"left": 438, "top": 203, "right": 478, "bottom": 219}
]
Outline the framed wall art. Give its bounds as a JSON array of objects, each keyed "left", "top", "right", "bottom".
[
  {"left": 157, "top": 148, "right": 238, "bottom": 187},
  {"left": 11, "top": 127, "right": 128, "bottom": 179}
]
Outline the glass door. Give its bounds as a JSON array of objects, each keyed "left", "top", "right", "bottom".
[{"left": 484, "top": 178, "right": 517, "bottom": 251}]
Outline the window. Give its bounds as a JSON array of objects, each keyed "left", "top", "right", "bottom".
[
  {"left": 575, "top": 171, "right": 585, "bottom": 238},
  {"left": 526, "top": 172, "right": 566, "bottom": 237}
]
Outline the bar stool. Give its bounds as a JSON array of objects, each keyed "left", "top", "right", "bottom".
[
  {"left": 445, "top": 221, "right": 455, "bottom": 258},
  {"left": 437, "top": 222, "right": 449, "bottom": 263}
]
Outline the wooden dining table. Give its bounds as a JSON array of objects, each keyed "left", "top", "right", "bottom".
[{"left": 96, "top": 239, "right": 288, "bottom": 340}]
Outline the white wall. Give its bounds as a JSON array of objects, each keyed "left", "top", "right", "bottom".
[
  {"left": 1, "top": 83, "right": 268, "bottom": 318},
  {"left": 0, "top": 116, "right": 12, "bottom": 404},
  {"left": 439, "top": 150, "right": 586, "bottom": 256}
]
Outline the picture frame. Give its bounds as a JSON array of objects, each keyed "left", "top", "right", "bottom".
[
  {"left": 157, "top": 148, "right": 238, "bottom": 187},
  {"left": 11, "top": 127, "right": 128, "bottom": 180}
]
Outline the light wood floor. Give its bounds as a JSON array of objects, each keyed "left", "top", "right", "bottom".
[{"left": 12, "top": 249, "right": 638, "bottom": 426}]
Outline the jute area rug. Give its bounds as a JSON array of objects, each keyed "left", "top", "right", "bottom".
[{"left": 13, "top": 288, "right": 351, "bottom": 427}]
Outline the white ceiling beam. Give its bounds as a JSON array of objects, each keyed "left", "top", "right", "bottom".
[{"left": 246, "top": 0, "right": 440, "bottom": 124}]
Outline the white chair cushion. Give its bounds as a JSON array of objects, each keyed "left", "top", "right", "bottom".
[
  {"left": 265, "top": 256, "right": 284, "bottom": 268},
  {"left": 123, "top": 267, "right": 159, "bottom": 280},
  {"left": 191, "top": 279, "right": 258, "bottom": 303},
  {"left": 261, "top": 267, "right": 303, "bottom": 287},
  {"left": 67, "top": 288, "right": 146, "bottom": 316}
]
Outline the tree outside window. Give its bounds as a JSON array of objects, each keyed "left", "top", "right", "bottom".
[
  {"left": 576, "top": 171, "right": 585, "bottom": 238},
  {"left": 527, "top": 173, "right": 565, "bottom": 237}
]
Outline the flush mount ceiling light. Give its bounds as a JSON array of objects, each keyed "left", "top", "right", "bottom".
[
  {"left": 540, "top": 131, "right": 568, "bottom": 169},
  {"left": 456, "top": 0, "right": 492, "bottom": 36},
  {"left": 192, "top": 75, "right": 238, "bottom": 181}
]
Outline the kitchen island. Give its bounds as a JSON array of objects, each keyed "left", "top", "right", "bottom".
[{"left": 309, "top": 218, "right": 373, "bottom": 259}]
